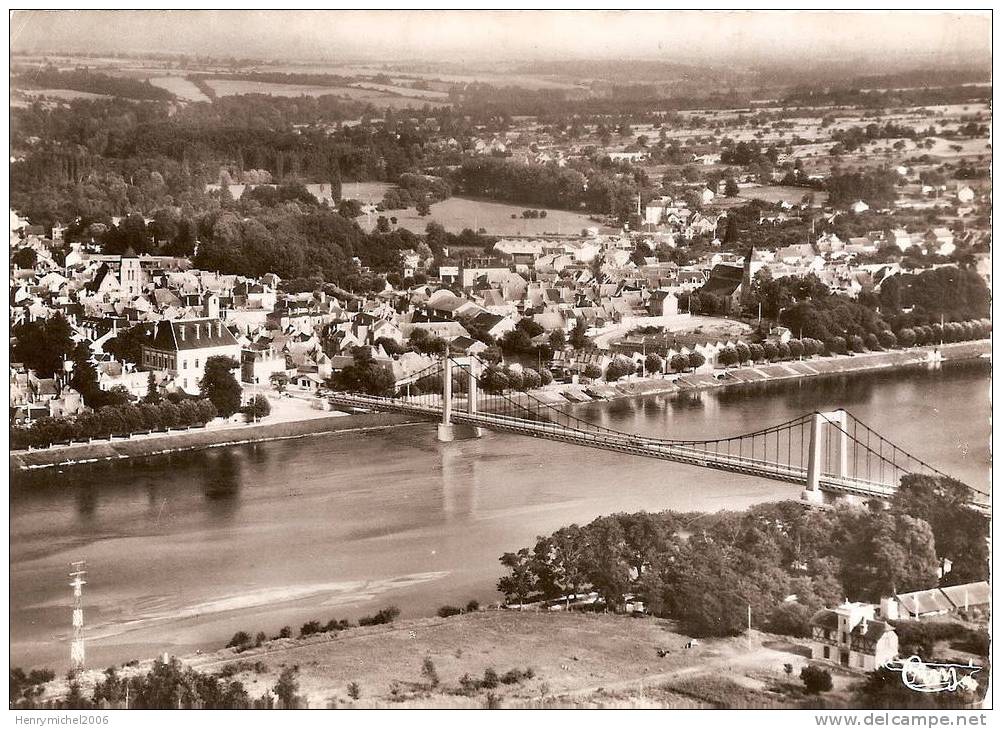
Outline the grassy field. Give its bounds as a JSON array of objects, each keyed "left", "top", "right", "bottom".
[
  {"left": 736, "top": 185, "right": 829, "bottom": 206},
  {"left": 363, "top": 196, "right": 602, "bottom": 235},
  {"left": 176, "top": 611, "right": 827, "bottom": 709}
]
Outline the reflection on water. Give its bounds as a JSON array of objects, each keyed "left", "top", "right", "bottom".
[{"left": 9, "top": 360, "right": 990, "bottom": 669}]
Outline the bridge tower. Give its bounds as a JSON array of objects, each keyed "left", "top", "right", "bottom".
[
  {"left": 437, "top": 355, "right": 483, "bottom": 442},
  {"left": 803, "top": 410, "right": 849, "bottom": 504}
]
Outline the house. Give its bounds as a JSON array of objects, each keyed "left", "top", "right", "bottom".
[
  {"left": 931, "top": 228, "right": 955, "bottom": 256},
  {"left": 889, "top": 228, "right": 914, "bottom": 251},
  {"left": 141, "top": 318, "right": 241, "bottom": 394},
  {"left": 850, "top": 200, "right": 870, "bottom": 214},
  {"left": 892, "top": 581, "right": 990, "bottom": 620},
  {"left": 810, "top": 600, "right": 899, "bottom": 671}
]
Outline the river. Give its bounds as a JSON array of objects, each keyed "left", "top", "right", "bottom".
[{"left": 10, "top": 359, "right": 991, "bottom": 670}]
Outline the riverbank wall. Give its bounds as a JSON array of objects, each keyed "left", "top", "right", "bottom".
[
  {"left": 10, "top": 412, "right": 427, "bottom": 472},
  {"left": 10, "top": 340, "right": 989, "bottom": 472},
  {"left": 576, "top": 340, "right": 990, "bottom": 401}
]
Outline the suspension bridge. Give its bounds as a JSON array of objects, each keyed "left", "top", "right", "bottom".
[{"left": 329, "top": 355, "right": 989, "bottom": 511}]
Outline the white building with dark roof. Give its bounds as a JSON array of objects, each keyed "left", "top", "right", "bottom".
[{"left": 141, "top": 318, "right": 241, "bottom": 394}]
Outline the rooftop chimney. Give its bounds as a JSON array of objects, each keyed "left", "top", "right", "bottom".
[
  {"left": 179, "top": 323, "right": 185, "bottom": 342},
  {"left": 195, "top": 323, "right": 200, "bottom": 339}
]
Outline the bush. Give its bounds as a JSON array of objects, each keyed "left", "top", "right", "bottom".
[
  {"left": 299, "top": 620, "right": 323, "bottom": 638},
  {"left": 878, "top": 330, "right": 897, "bottom": 349},
  {"left": 864, "top": 333, "right": 881, "bottom": 351},
  {"left": 437, "top": 605, "right": 463, "bottom": 618},
  {"left": 277, "top": 626, "right": 292, "bottom": 639},
  {"left": 227, "top": 631, "right": 253, "bottom": 650},
  {"left": 481, "top": 668, "right": 500, "bottom": 689},
  {"left": 347, "top": 681, "right": 361, "bottom": 700},
  {"left": 466, "top": 600, "right": 480, "bottom": 612},
  {"left": 358, "top": 606, "right": 400, "bottom": 627},
  {"left": 801, "top": 665, "right": 833, "bottom": 694}
]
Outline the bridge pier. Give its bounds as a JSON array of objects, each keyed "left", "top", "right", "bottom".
[
  {"left": 802, "top": 410, "right": 848, "bottom": 505},
  {"left": 437, "top": 356, "right": 483, "bottom": 442}
]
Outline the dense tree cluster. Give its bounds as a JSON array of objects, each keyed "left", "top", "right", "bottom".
[
  {"left": 499, "top": 475, "right": 983, "bottom": 638},
  {"left": 11, "top": 398, "right": 218, "bottom": 449},
  {"left": 88, "top": 658, "right": 256, "bottom": 709},
  {"left": 14, "top": 67, "right": 175, "bottom": 101},
  {"left": 826, "top": 168, "right": 900, "bottom": 208},
  {"left": 454, "top": 157, "right": 637, "bottom": 218}
]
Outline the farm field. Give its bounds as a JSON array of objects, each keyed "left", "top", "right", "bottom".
[
  {"left": 149, "top": 75, "right": 211, "bottom": 102},
  {"left": 203, "top": 78, "right": 450, "bottom": 109},
  {"left": 360, "top": 196, "right": 602, "bottom": 235},
  {"left": 735, "top": 185, "right": 828, "bottom": 206},
  {"left": 13, "top": 88, "right": 113, "bottom": 102}
]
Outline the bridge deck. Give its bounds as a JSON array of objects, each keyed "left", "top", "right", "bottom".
[{"left": 328, "top": 394, "right": 901, "bottom": 500}]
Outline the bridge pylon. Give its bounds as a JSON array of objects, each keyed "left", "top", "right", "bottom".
[
  {"left": 437, "top": 355, "right": 483, "bottom": 442},
  {"left": 803, "top": 409, "right": 848, "bottom": 504}
]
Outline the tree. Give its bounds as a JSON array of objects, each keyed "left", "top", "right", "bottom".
[
  {"left": 12, "top": 246, "right": 37, "bottom": 269},
  {"left": 329, "top": 347, "right": 396, "bottom": 396},
  {"left": 273, "top": 667, "right": 299, "bottom": 709},
  {"left": 892, "top": 475, "right": 988, "bottom": 584},
  {"left": 670, "top": 354, "right": 688, "bottom": 373},
  {"left": 197, "top": 399, "right": 218, "bottom": 423},
  {"left": 497, "top": 548, "right": 536, "bottom": 607},
  {"left": 245, "top": 395, "right": 271, "bottom": 421},
  {"left": 199, "top": 356, "right": 242, "bottom": 417},
  {"left": 269, "top": 372, "right": 289, "bottom": 394},
  {"left": 568, "top": 319, "right": 590, "bottom": 349},
  {"left": 12, "top": 314, "right": 74, "bottom": 377},
  {"left": 762, "top": 341, "right": 779, "bottom": 361},
  {"left": 800, "top": 665, "right": 833, "bottom": 694},
  {"left": 718, "top": 347, "right": 738, "bottom": 367},
  {"left": 143, "top": 371, "right": 161, "bottom": 403},
  {"left": 645, "top": 353, "right": 663, "bottom": 374},
  {"left": 415, "top": 199, "right": 431, "bottom": 217},
  {"left": 347, "top": 682, "right": 361, "bottom": 700},
  {"left": 548, "top": 329, "right": 566, "bottom": 350},
  {"left": 724, "top": 178, "right": 740, "bottom": 197},
  {"left": 897, "top": 328, "right": 916, "bottom": 347},
  {"left": 687, "top": 351, "right": 706, "bottom": 369},
  {"left": 421, "top": 657, "right": 439, "bottom": 687},
  {"left": 605, "top": 357, "right": 636, "bottom": 381}
]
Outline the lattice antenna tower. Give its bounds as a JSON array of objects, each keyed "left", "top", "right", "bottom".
[{"left": 69, "top": 561, "right": 87, "bottom": 673}]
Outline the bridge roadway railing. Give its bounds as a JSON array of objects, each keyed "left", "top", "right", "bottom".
[{"left": 328, "top": 393, "right": 902, "bottom": 499}]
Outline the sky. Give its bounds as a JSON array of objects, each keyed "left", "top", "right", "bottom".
[{"left": 9, "top": 10, "right": 991, "bottom": 67}]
